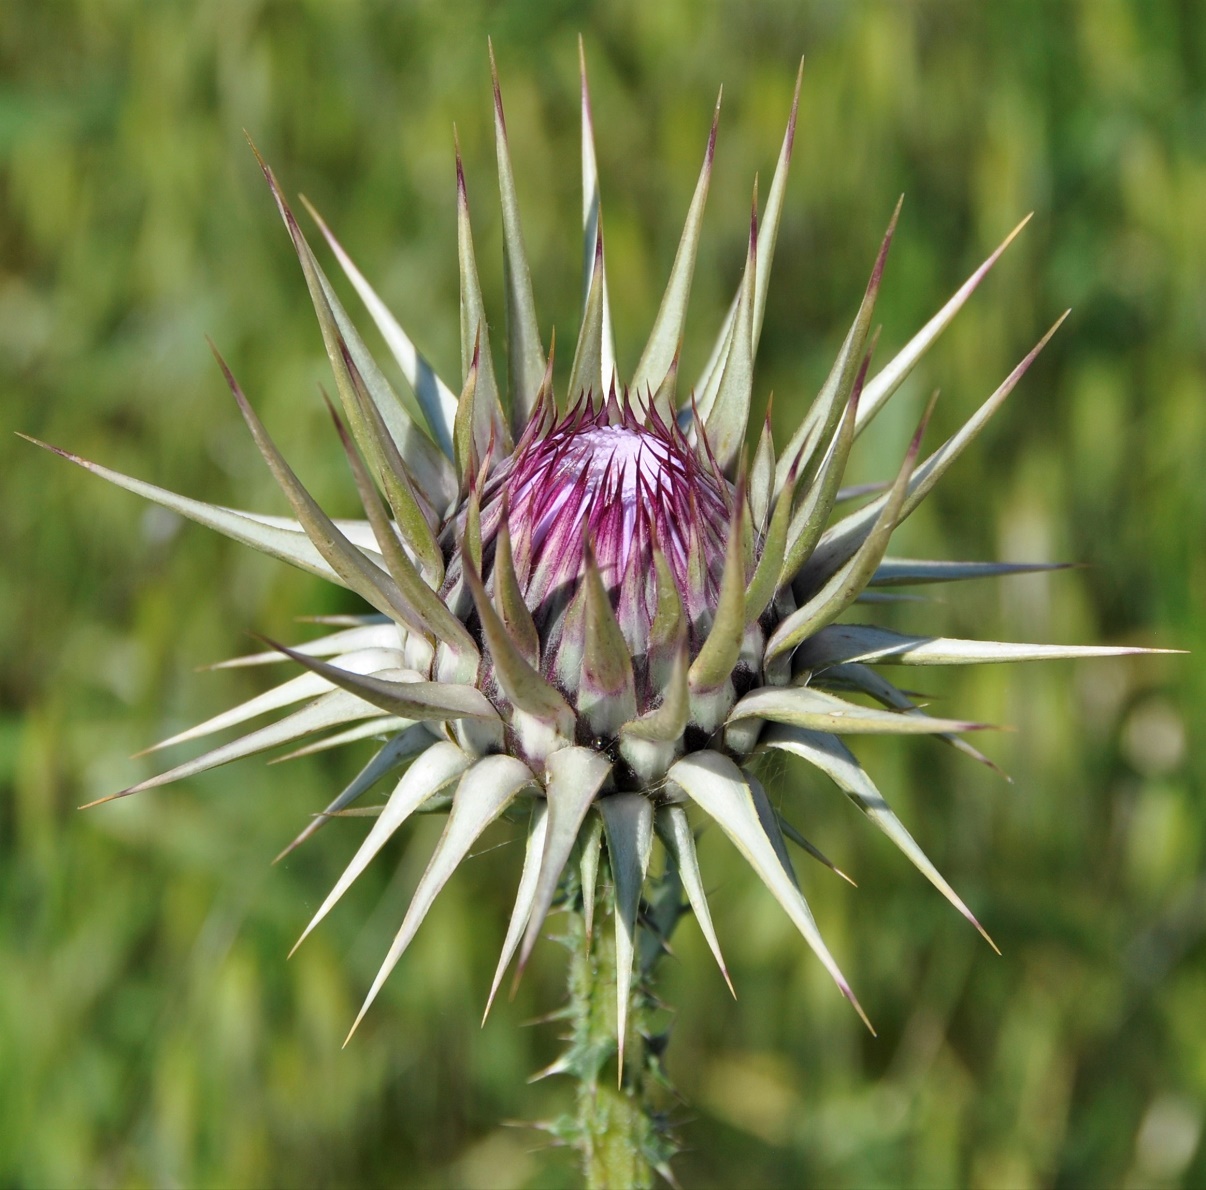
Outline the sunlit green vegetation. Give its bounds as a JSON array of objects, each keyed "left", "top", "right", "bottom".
[{"left": 3, "top": 3, "right": 1201, "bottom": 1185}]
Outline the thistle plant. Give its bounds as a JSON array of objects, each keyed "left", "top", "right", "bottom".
[{"left": 28, "top": 45, "right": 1166, "bottom": 1189}]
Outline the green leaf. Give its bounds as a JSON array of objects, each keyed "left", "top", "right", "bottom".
[
  {"left": 746, "top": 448, "right": 796, "bottom": 621},
  {"left": 649, "top": 545, "right": 686, "bottom": 658},
  {"left": 21, "top": 435, "right": 352, "bottom": 584},
  {"left": 599, "top": 794, "right": 655, "bottom": 1083},
  {"left": 578, "top": 37, "right": 617, "bottom": 397},
  {"left": 456, "top": 141, "right": 511, "bottom": 458},
  {"left": 811, "top": 661, "right": 1007, "bottom": 778},
  {"left": 689, "top": 483, "right": 748, "bottom": 691},
  {"left": 655, "top": 805, "right": 733, "bottom": 995},
  {"left": 336, "top": 341, "right": 446, "bottom": 582},
  {"left": 274, "top": 725, "right": 435, "bottom": 863},
  {"left": 767, "top": 392, "right": 934, "bottom": 661},
  {"left": 250, "top": 145, "right": 457, "bottom": 511},
  {"left": 621, "top": 641, "right": 688, "bottom": 745},
  {"left": 748, "top": 401, "right": 776, "bottom": 532},
  {"left": 454, "top": 329, "right": 483, "bottom": 486},
  {"left": 836, "top": 481, "right": 888, "bottom": 505},
  {"left": 213, "top": 349, "right": 421, "bottom": 629},
  {"left": 494, "top": 512, "right": 541, "bottom": 667},
  {"left": 205, "top": 623, "right": 395, "bottom": 670},
  {"left": 567, "top": 227, "right": 605, "bottom": 409},
  {"left": 519, "top": 746, "right": 612, "bottom": 970},
  {"left": 490, "top": 42, "right": 546, "bottom": 435},
  {"left": 263, "top": 639, "right": 499, "bottom": 723},
  {"left": 729, "top": 686, "right": 989, "bottom": 735},
  {"left": 695, "top": 61, "right": 802, "bottom": 412},
  {"left": 461, "top": 552, "right": 575, "bottom": 730},
  {"left": 83, "top": 684, "right": 405, "bottom": 808},
  {"left": 141, "top": 646, "right": 405, "bottom": 755},
  {"left": 745, "top": 768, "right": 799, "bottom": 888},
  {"left": 463, "top": 485, "right": 483, "bottom": 575},
  {"left": 347, "top": 754, "right": 535, "bottom": 1042},
  {"left": 697, "top": 195, "right": 756, "bottom": 474},
  {"left": 579, "top": 541, "right": 637, "bottom": 735},
  {"left": 327, "top": 397, "right": 476, "bottom": 657},
  {"left": 775, "top": 200, "right": 899, "bottom": 495},
  {"left": 796, "top": 623, "right": 1176, "bottom": 668},
  {"left": 630, "top": 93, "right": 720, "bottom": 412},
  {"left": 775, "top": 814, "right": 857, "bottom": 886},
  {"left": 763, "top": 725, "right": 998, "bottom": 950},
  {"left": 621, "top": 640, "right": 685, "bottom": 791},
  {"left": 484, "top": 802, "right": 549, "bottom": 1021},
  {"left": 235, "top": 511, "right": 381, "bottom": 552},
  {"left": 777, "top": 373, "right": 862, "bottom": 588},
  {"left": 290, "top": 741, "right": 473, "bottom": 954},
  {"left": 667, "top": 750, "right": 872, "bottom": 1032},
  {"left": 751, "top": 58, "right": 802, "bottom": 351},
  {"left": 300, "top": 196, "right": 458, "bottom": 458},
  {"left": 798, "top": 313, "right": 1068, "bottom": 596},
  {"left": 870, "top": 558, "right": 1073, "bottom": 586},
  {"left": 856, "top": 214, "right": 1033, "bottom": 436},
  {"left": 579, "top": 813, "right": 604, "bottom": 945}
]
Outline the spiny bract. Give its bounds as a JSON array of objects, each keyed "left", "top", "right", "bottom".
[{"left": 32, "top": 47, "right": 1160, "bottom": 1048}]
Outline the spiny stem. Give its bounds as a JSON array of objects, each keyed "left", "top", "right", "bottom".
[{"left": 561, "top": 846, "right": 683, "bottom": 1189}]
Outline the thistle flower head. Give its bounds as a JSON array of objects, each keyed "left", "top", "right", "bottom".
[
  {"left": 455, "top": 392, "right": 745, "bottom": 742},
  {"left": 30, "top": 45, "right": 1167, "bottom": 1054}
]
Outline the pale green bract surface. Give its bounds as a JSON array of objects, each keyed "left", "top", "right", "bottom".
[{"left": 31, "top": 44, "right": 1170, "bottom": 1099}]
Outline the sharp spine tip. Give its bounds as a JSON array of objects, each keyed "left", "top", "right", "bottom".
[
  {"left": 80, "top": 790, "right": 125, "bottom": 810},
  {"left": 846, "top": 986, "right": 876, "bottom": 1036},
  {"left": 343, "top": 1006, "right": 369, "bottom": 1049},
  {"left": 489, "top": 45, "right": 504, "bottom": 122},
  {"left": 785, "top": 58, "right": 803, "bottom": 150},
  {"left": 706, "top": 91, "right": 721, "bottom": 163}
]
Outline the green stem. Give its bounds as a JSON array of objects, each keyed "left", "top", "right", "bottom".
[{"left": 561, "top": 847, "right": 683, "bottom": 1189}]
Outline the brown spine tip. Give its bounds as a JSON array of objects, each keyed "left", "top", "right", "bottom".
[
  {"left": 15, "top": 431, "right": 78, "bottom": 465},
  {"left": 453, "top": 126, "right": 467, "bottom": 198},
  {"left": 886, "top": 193, "right": 904, "bottom": 244},
  {"left": 908, "top": 389, "right": 941, "bottom": 459},
  {"left": 706, "top": 88, "right": 722, "bottom": 167},
  {"left": 489, "top": 40, "right": 506, "bottom": 133},
  {"left": 207, "top": 338, "right": 247, "bottom": 411},
  {"left": 786, "top": 57, "right": 804, "bottom": 155},
  {"left": 866, "top": 196, "right": 903, "bottom": 297},
  {"left": 243, "top": 129, "right": 270, "bottom": 177},
  {"left": 243, "top": 137, "right": 305, "bottom": 244}
]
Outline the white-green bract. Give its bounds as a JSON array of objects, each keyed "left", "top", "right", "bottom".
[{"left": 29, "top": 47, "right": 1162, "bottom": 1054}]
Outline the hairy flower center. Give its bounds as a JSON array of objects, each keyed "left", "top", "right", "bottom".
[
  {"left": 497, "top": 405, "right": 731, "bottom": 635},
  {"left": 441, "top": 399, "right": 740, "bottom": 718},
  {"left": 524, "top": 425, "right": 671, "bottom": 569}
]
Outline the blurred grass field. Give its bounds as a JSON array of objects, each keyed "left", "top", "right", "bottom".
[{"left": 2, "top": 2, "right": 1203, "bottom": 1186}]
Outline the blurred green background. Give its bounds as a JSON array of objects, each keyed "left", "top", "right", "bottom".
[{"left": 2, "top": 1, "right": 1202, "bottom": 1186}]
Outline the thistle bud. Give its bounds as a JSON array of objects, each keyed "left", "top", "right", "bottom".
[{"left": 32, "top": 50, "right": 1165, "bottom": 1059}]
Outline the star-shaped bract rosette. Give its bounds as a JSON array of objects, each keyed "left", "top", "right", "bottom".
[{"left": 27, "top": 43, "right": 1169, "bottom": 1057}]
